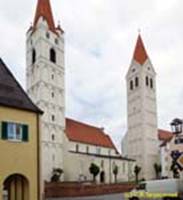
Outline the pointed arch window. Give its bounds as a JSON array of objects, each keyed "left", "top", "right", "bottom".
[
  {"left": 146, "top": 76, "right": 149, "bottom": 86},
  {"left": 135, "top": 77, "right": 139, "bottom": 87},
  {"left": 150, "top": 78, "right": 153, "bottom": 89},
  {"left": 32, "top": 48, "right": 36, "bottom": 64},
  {"left": 130, "top": 80, "right": 133, "bottom": 90},
  {"left": 50, "top": 48, "right": 56, "bottom": 63}
]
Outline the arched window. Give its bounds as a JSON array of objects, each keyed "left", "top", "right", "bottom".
[
  {"left": 146, "top": 76, "right": 149, "bottom": 86},
  {"left": 135, "top": 77, "right": 139, "bottom": 87},
  {"left": 130, "top": 80, "right": 133, "bottom": 90},
  {"left": 50, "top": 48, "right": 56, "bottom": 63},
  {"left": 150, "top": 78, "right": 153, "bottom": 89},
  {"left": 32, "top": 48, "right": 36, "bottom": 64}
]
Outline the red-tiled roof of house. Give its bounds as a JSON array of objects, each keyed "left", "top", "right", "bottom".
[
  {"left": 66, "top": 118, "right": 116, "bottom": 149},
  {"left": 33, "top": 0, "right": 56, "bottom": 33},
  {"left": 158, "top": 129, "right": 173, "bottom": 142},
  {"left": 133, "top": 34, "right": 148, "bottom": 65}
]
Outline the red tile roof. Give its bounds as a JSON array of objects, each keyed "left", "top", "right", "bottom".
[
  {"left": 133, "top": 34, "right": 148, "bottom": 65},
  {"left": 33, "top": 0, "right": 56, "bottom": 34},
  {"left": 158, "top": 129, "right": 173, "bottom": 142},
  {"left": 66, "top": 118, "right": 116, "bottom": 149}
]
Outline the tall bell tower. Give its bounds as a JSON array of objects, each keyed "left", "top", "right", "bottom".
[
  {"left": 26, "top": 0, "right": 65, "bottom": 181},
  {"left": 125, "top": 34, "right": 159, "bottom": 179}
]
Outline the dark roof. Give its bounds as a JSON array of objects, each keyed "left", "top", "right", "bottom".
[{"left": 0, "top": 58, "right": 43, "bottom": 114}]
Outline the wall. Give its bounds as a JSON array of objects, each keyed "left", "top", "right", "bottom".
[{"left": 0, "top": 106, "right": 39, "bottom": 200}]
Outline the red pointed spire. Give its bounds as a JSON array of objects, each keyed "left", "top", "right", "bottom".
[
  {"left": 133, "top": 34, "right": 148, "bottom": 65},
  {"left": 33, "top": 0, "right": 56, "bottom": 33}
]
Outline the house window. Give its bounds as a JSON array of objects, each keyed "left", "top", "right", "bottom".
[
  {"left": 130, "top": 80, "right": 133, "bottom": 90},
  {"left": 150, "top": 78, "right": 153, "bottom": 89},
  {"left": 55, "top": 38, "right": 59, "bottom": 45},
  {"left": 135, "top": 77, "right": 139, "bottom": 87},
  {"left": 86, "top": 146, "right": 89, "bottom": 153},
  {"left": 96, "top": 147, "right": 101, "bottom": 154},
  {"left": 76, "top": 144, "right": 79, "bottom": 152},
  {"left": 146, "top": 76, "right": 149, "bottom": 86},
  {"left": 1, "top": 122, "right": 28, "bottom": 142},
  {"left": 32, "top": 48, "right": 36, "bottom": 64},
  {"left": 50, "top": 48, "right": 56, "bottom": 63}
]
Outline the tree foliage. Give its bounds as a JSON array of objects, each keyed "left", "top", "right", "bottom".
[
  {"left": 50, "top": 168, "right": 64, "bottom": 182},
  {"left": 89, "top": 163, "right": 100, "bottom": 182}
]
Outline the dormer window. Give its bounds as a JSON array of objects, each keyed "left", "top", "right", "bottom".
[
  {"left": 32, "top": 49, "right": 36, "bottom": 64},
  {"left": 130, "top": 80, "right": 133, "bottom": 90},
  {"left": 50, "top": 48, "right": 56, "bottom": 63}
]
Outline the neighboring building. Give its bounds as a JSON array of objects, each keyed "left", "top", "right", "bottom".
[
  {"left": 26, "top": 0, "right": 65, "bottom": 181},
  {"left": 158, "top": 129, "right": 173, "bottom": 178},
  {"left": 159, "top": 130, "right": 183, "bottom": 179},
  {"left": 64, "top": 119, "right": 135, "bottom": 183},
  {"left": 0, "top": 59, "right": 42, "bottom": 200},
  {"left": 123, "top": 34, "right": 159, "bottom": 179}
]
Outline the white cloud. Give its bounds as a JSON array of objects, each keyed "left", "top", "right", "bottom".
[{"left": 1, "top": 0, "right": 183, "bottom": 151}]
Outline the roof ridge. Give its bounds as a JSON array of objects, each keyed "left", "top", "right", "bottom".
[{"left": 66, "top": 118, "right": 104, "bottom": 132}]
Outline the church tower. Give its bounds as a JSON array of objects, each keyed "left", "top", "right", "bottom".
[
  {"left": 26, "top": 0, "right": 65, "bottom": 181},
  {"left": 125, "top": 34, "right": 159, "bottom": 179}
]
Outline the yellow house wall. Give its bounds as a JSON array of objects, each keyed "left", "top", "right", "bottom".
[{"left": 0, "top": 106, "right": 40, "bottom": 200}]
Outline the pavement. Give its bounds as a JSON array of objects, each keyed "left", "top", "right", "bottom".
[{"left": 47, "top": 193, "right": 125, "bottom": 200}]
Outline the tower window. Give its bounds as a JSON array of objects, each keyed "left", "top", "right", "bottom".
[
  {"left": 32, "top": 48, "right": 36, "bottom": 64},
  {"left": 150, "top": 78, "right": 153, "bottom": 89},
  {"left": 51, "top": 92, "right": 54, "bottom": 98},
  {"left": 135, "top": 77, "right": 139, "bottom": 87},
  {"left": 130, "top": 80, "right": 133, "bottom": 90},
  {"left": 51, "top": 115, "right": 55, "bottom": 122},
  {"left": 146, "top": 76, "right": 149, "bottom": 86},
  {"left": 46, "top": 32, "right": 50, "bottom": 39},
  {"left": 51, "top": 74, "right": 54, "bottom": 80},
  {"left": 52, "top": 134, "right": 55, "bottom": 141},
  {"left": 50, "top": 48, "right": 56, "bottom": 63}
]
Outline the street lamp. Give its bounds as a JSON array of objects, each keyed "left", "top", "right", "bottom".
[{"left": 170, "top": 118, "right": 183, "bottom": 136}]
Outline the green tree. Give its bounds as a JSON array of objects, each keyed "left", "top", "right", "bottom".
[
  {"left": 170, "top": 161, "right": 180, "bottom": 179},
  {"left": 134, "top": 165, "right": 141, "bottom": 183},
  {"left": 154, "top": 163, "right": 162, "bottom": 179},
  {"left": 89, "top": 163, "right": 100, "bottom": 182},
  {"left": 113, "top": 165, "right": 119, "bottom": 183},
  {"left": 50, "top": 168, "right": 63, "bottom": 182}
]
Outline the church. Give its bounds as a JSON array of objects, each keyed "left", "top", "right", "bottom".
[{"left": 26, "top": 0, "right": 135, "bottom": 188}]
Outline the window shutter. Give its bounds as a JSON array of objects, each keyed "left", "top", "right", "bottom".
[
  {"left": 22, "top": 125, "right": 29, "bottom": 142},
  {"left": 2, "top": 122, "right": 8, "bottom": 140}
]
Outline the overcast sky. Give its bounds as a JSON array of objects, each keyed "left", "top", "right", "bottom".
[{"left": 1, "top": 0, "right": 183, "bottom": 151}]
